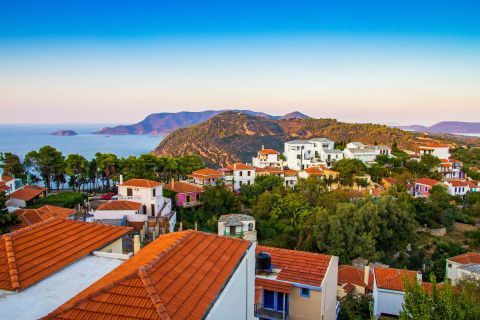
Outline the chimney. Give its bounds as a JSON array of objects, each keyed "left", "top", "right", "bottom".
[
  {"left": 364, "top": 266, "right": 370, "bottom": 285},
  {"left": 133, "top": 235, "right": 140, "bottom": 254},
  {"left": 262, "top": 145, "right": 264, "bottom": 150},
  {"left": 119, "top": 174, "right": 124, "bottom": 185},
  {"left": 170, "top": 177, "right": 175, "bottom": 189},
  {"left": 234, "top": 163, "right": 237, "bottom": 170}
]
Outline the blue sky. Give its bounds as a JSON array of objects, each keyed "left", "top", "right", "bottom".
[{"left": 1, "top": 0, "right": 479, "bottom": 124}]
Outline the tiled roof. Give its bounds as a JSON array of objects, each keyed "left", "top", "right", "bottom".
[
  {"left": 10, "top": 205, "right": 76, "bottom": 231},
  {"left": 374, "top": 268, "right": 420, "bottom": 292},
  {"left": 43, "top": 230, "right": 251, "bottom": 320},
  {"left": 0, "top": 219, "right": 131, "bottom": 291},
  {"left": 342, "top": 283, "right": 355, "bottom": 293},
  {"left": 263, "top": 166, "right": 284, "bottom": 174},
  {"left": 415, "top": 178, "right": 441, "bottom": 187},
  {"left": 1, "top": 175, "right": 14, "bottom": 182},
  {"left": 120, "top": 179, "right": 161, "bottom": 188},
  {"left": 255, "top": 277, "right": 292, "bottom": 294},
  {"left": 227, "top": 163, "right": 255, "bottom": 171},
  {"left": 304, "top": 166, "right": 324, "bottom": 176},
  {"left": 258, "top": 149, "right": 280, "bottom": 155},
  {"left": 188, "top": 168, "right": 223, "bottom": 179},
  {"left": 163, "top": 181, "right": 204, "bottom": 194},
  {"left": 9, "top": 185, "right": 47, "bottom": 201},
  {"left": 448, "top": 180, "right": 469, "bottom": 187},
  {"left": 283, "top": 169, "right": 298, "bottom": 177},
  {"left": 219, "top": 214, "right": 254, "bottom": 226},
  {"left": 256, "top": 245, "right": 332, "bottom": 287},
  {"left": 97, "top": 200, "right": 142, "bottom": 211},
  {"left": 382, "top": 177, "right": 399, "bottom": 184},
  {"left": 338, "top": 265, "right": 371, "bottom": 289},
  {"left": 467, "top": 181, "right": 478, "bottom": 188},
  {"left": 448, "top": 252, "right": 480, "bottom": 264},
  {"left": 0, "top": 183, "right": 9, "bottom": 191}
]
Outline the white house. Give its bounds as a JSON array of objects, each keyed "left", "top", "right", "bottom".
[
  {"left": 444, "top": 180, "right": 470, "bottom": 197},
  {"left": 283, "top": 169, "right": 299, "bottom": 188},
  {"left": 343, "top": 142, "right": 378, "bottom": 164},
  {"left": 373, "top": 267, "right": 422, "bottom": 317},
  {"left": 6, "top": 185, "right": 47, "bottom": 208},
  {"left": 252, "top": 147, "right": 284, "bottom": 168},
  {"left": 223, "top": 163, "right": 256, "bottom": 191},
  {"left": 418, "top": 143, "right": 450, "bottom": 160},
  {"left": 446, "top": 252, "right": 480, "bottom": 284},
  {"left": 218, "top": 214, "right": 257, "bottom": 241},
  {"left": 43, "top": 230, "right": 256, "bottom": 320},
  {"left": 366, "top": 145, "right": 391, "bottom": 156},
  {"left": 117, "top": 178, "right": 167, "bottom": 217},
  {"left": 0, "top": 175, "right": 21, "bottom": 195},
  {"left": 284, "top": 140, "right": 317, "bottom": 171}
]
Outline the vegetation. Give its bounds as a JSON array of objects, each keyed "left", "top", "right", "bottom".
[
  {"left": 35, "top": 192, "right": 87, "bottom": 209},
  {"left": 338, "top": 295, "right": 373, "bottom": 320},
  {"left": 0, "top": 190, "right": 19, "bottom": 234}
]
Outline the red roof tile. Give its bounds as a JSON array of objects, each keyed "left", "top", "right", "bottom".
[
  {"left": 120, "top": 179, "right": 161, "bottom": 188},
  {"left": 374, "top": 268, "right": 420, "bottom": 292},
  {"left": 448, "top": 180, "right": 469, "bottom": 187},
  {"left": 448, "top": 252, "right": 480, "bottom": 264},
  {"left": 227, "top": 163, "right": 255, "bottom": 171},
  {"left": 188, "top": 168, "right": 223, "bottom": 179},
  {"left": 163, "top": 181, "right": 204, "bottom": 194},
  {"left": 97, "top": 200, "right": 142, "bottom": 211},
  {"left": 415, "top": 178, "right": 441, "bottom": 187},
  {"left": 263, "top": 166, "right": 284, "bottom": 174},
  {"left": 0, "top": 219, "right": 131, "bottom": 291},
  {"left": 338, "top": 265, "right": 370, "bottom": 288},
  {"left": 9, "top": 185, "right": 47, "bottom": 201},
  {"left": 256, "top": 277, "right": 293, "bottom": 293},
  {"left": 258, "top": 149, "right": 280, "bottom": 155},
  {"left": 1, "top": 175, "right": 14, "bottom": 182},
  {"left": 10, "top": 205, "right": 76, "bottom": 231},
  {"left": 304, "top": 166, "right": 324, "bottom": 176},
  {"left": 256, "top": 245, "right": 332, "bottom": 287},
  {"left": 283, "top": 169, "right": 298, "bottom": 177},
  {"left": 43, "top": 231, "right": 251, "bottom": 320}
]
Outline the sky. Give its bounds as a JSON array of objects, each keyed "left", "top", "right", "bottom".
[{"left": 1, "top": 1, "right": 479, "bottom": 126}]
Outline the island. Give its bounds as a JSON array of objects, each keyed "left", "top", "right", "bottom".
[{"left": 51, "top": 130, "right": 78, "bottom": 136}]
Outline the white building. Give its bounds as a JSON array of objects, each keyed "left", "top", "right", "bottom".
[
  {"left": 117, "top": 178, "right": 166, "bottom": 216},
  {"left": 284, "top": 138, "right": 340, "bottom": 170},
  {"left": 444, "top": 180, "right": 470, "bottom": 197},
  {"left": 252, "top": 147, "right": 284, "bottom": 168},
  {"left": 223, "top": 163, "right": 256, "bottom": 191},
  {"left": 283, "top": 169, "right": 299, "bottom": 188},
  {"left": 373, "top": 268, "right": 422, "bottom": 317},
  {"left": 218, "top": 214, "right": 257, "bottom": 242},
  {"left": 0, "top": 175, "right": 21, "bottom": 195},
  {"left": 343, "top": 142, "right": 378, "bottom": 164},
  {"left": 446, "top": 252, "right": 480, "bottom": 284},
  {"left": 418, "top": 143, "right": 450, "bottom": 159},
  {"left": 44, "top": 230, "right": 256, "bottom": 320}
]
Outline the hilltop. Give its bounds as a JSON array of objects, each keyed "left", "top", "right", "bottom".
[
  {"left": 153, "top": 112, "right": 480, "bottom": 166},
  {"left": 96, "top": 110, "right": 310, "bottom": 135},
  {"left": 396, "top": 121, "right": 480, "bottom": 134}
]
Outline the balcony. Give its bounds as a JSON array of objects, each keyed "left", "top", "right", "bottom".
[
  {"left": 255, "top": 304, "right": 289, "bottom": 320},
  {"left": 182, "top": 201, "right": 202, "bottom": 208},
  {"left": 224, "top": 230, "right": 244, "bottom": 239}
]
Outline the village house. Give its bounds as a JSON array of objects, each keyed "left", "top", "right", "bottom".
[
  {"left": 343, "top": 142, "right": 378, "bottom": 164},
  {"left": 252, "top": 146, "right": 284, "bottom": 168},
  {"left": 188, "top": 167, "right": 224, "bottom": 186},
  {"left": 444, "top": 180, "right": 470, "bottom": 198},
  {"left": 218, "top": 213, "right": 257, "bottom": 242},
  {"left": 381, "top": 177, "right": 399, "bottom": 189},
  {"left": 163, "top": 178, "right": 204, "bottom": 208},
  {"left": 372, "top": 267, "right": 422, "bottom": 317},
  {"left": 418, "top": 143, "right": 451, "bottom": 159},
  {"left": 310, "top": 138, "right": 344, "bottom": 168},
  {"left": 413, "top": 177, "right": 442, "bottom": 197},
  {"left": 337, "top": 265, "right": 373, "bottom": 298},
  {"left": 0, "top": 175, "right": 21, "bottom": 195},
  {"left": 117, "top": 178, "right": 167, "bottom": 216},
  {"left": 284, "top": 140, "right": 318, "bottom": 171},
  {"left": 468, "top": 180, "right": 479, "bottom": 192},
  {"left": 284, "top": 169, "right": 299, "bottom": 188},
  {"left": 6, "top": 185, "right": 47, "bottom": 208},
  {"left": 255, "top": 246, "right": 338, "bottom": 320},
  {"left": 446, "top": 252, "right": 480, "bottom": 284},
  {"left": 222, "top": 162, "right": 256, "bottom": 191},
  {"left": 0, "top": 219, "right": 132, "bottom": 319},
  {"left": 42, "top": 230, "right": 256, "bottom": 320}
]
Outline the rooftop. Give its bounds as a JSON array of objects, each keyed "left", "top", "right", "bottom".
[
  {"left": 96, "top": 200, "right": 142, "bottom": 211},
  {"left": 1, "top": 175, "right": 14, "bottom": 182},
  {"left": 338, "top": 265, "right": 373, "bottom": 290},
  {"left": 10, "top": 205, "right": 76, "bottom": 231},
  {"left": 458, "top": 263, "right": 480, "bottom": 274},
  {"left": 285, "top": 140, "right": 312, "bottom": 145},
  {"left": 0, "top": 219, "right": 131, "bottom": 291},
  {"left": 43, "top": 230, "right": 251, "bottom": 320},
  {"left": 374, "top": 267, "right": 420, "bottom": 292},
  {"left": 120, "top": 179, "right": 161, "bottom": 188},
  {"left": 448, "top": 252, "right": 480, "bottom": 264},
  {"left": 415, "top": 178, "right": 442, "bottom": 187},
  {"left": 227, "top": 162, "right": 255, "bottom": 170},
  {"left": 163, "top": 180, "right": 204, "bottom": 194},
  {"left": 258, "top": 148, "right": 280, "bottom": 155},
  {"left": 188, "top": 168, "right": 223, "bottom": 179},
  {"left": 448, "top": 180, "right": 470, "bottom": 187},
  {"left": 256, "top": 245, "right": 332, "bottom": 287},
  {"left": 219, "top": 214, "right": 255, "bottom": 226},
  {"left": 9, "top": 185, "right": 47, "bottom": 201},
  {"left": 304, "top": 166, "right": 325, "bottom": 176},
  {"left": 309, "top": 138, "right": 332, "bottom": 143}
]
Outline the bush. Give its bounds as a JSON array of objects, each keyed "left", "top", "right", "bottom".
[{"left": 35, "top": 192, "right": 86, "bottom": 208}]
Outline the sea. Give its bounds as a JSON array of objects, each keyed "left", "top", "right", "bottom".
[{"left": 0, "top": 124, "right": 163, "bottom": 160}]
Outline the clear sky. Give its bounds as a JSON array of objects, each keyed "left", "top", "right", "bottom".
[{"left": 1, "top": 0, "right": 479, "bottom": 125}]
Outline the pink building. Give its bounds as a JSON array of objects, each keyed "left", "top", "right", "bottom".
[
  {"left": 414, "top": 178, "right": 442, "bottom": 197},
  {"left": 163, "top": 179, "right": 204, "bottom": 208}
]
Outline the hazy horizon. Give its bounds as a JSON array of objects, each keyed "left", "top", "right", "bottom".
[{"left": 1, "top": 1, "right": 479, "bottom": 125}]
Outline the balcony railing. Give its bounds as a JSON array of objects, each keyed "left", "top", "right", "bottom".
[
  {"left": 182, "top": 201, "right": 202, "bottom": 208},
  {"left": 224, "top": 231, "right": 244, "bottom": 238},
  {"left": 254, "top": 304, "right": 289, "bottom": 320}
]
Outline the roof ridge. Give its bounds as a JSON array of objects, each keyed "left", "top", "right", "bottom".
[
  {"left": 3, "top": 235, "right": 20, "bottom": 290},
  {"left": 139, "top": 266, "right": 171, "bottom": 320}
]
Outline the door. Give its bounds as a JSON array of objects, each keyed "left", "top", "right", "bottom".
[
  {"left": 151, "top": 204, "right": 155, "bottom": 216},
  {"left": 229, "top": 226, "right": 236, "bottom": 235},
  {"left": 263, "top": 290, "right": 274, "bottom": 309}
]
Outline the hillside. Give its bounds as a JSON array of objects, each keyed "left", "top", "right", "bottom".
[
  {"left": 153, "top": 112, "right": 480, "bottom": 167},
  {"left": 396, "top": 121, "right": 480, "bottom": 134},
  {"left": 96, "top": 110, "right": 310, "bottom": 134}
]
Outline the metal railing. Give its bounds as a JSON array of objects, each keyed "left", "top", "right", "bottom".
[
  {"left": 254, "top": 304, "right": 288, "bottom": 320},
  {"left": 224, "top": 230, "right": 244, "bottom": 238}
]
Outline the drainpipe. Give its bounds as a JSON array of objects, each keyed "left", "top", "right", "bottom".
[{"left": 283, "top": 294, "right": 286, "bottom": 320}]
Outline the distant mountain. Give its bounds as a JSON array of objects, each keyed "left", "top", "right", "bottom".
[
  {"left": 396, "top": 121, "right": 480, "bottom": 134},
  {"left": 96, "top": 110, "right": 311, "bottom": 135},
  {"left": 51, "top": 130, "right": 78, "bottom": 136},
  {"left": 153, "top": 112, "right": 479, "bottom": 167}
]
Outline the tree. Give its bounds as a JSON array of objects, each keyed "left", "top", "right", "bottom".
[
  {"left": 0, "top": 191, "right": 19, "bottom": 234},
  {"left": 333, "top": 159, "right": 366, "bottom": 186},
  {"left": 201, "top": 183, "right": 240, "bottom": 218},
  {"left": 0, "top": 152, "right": 25, "bottom": 180},
  {"left": 95, "top": 153, "right": 119, "bottom": 190},
  {"left": 25, "top": 146, "right": 65, "bottom": 191},
  {"left": 65, "top": 154, "right": 88, "bottom": 192}
]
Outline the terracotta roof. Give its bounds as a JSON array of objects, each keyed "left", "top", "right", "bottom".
[
  {"left": 374, "top": 268, "right": 420, "bottom": 292},
  {"left": 448, "top": 252, "right": 480, "bottom": 264},
  {"left": 303, "top": 166, "right": 324, "bottom": 176},
  {"left": 0, "top": 183, "right": 8, "bottom": 191},
  {"left": 255, "top": 277, "right": 293, "bottom": 294},
  {"left": 382, "top": 177, "right": 398, "bottom": 184},
  {"left": 10, "top": 205, "right": 76, "bottom": 231},
  {"left": 448, "top": 180, "right": 469, "bottom": 187},
  {"left": 338, "top": 265, "right": 372, "bottom": 290},
  {"left": 255, "top": 167, "right": 268, "bottom": 173},
  {"left": 283, "top": 169, "right": 298, "bottom": 177},
  {"left": 1, "top": 175, "right": 14, "bottom": 182},
  {"left": 415, "top": 178, "right": 441, "bottom": 187},
  {"left": 163, "top": 181, "right": 204, "bottom": 194},
  {"left": 263, "top": 166, "right": 284, "bottom": 174},
  {"left": 97, "top": 200, "right": 142, "bottom": 211},
  {"left": 467, "top": 181, "right": 479, "bottom": 188},
  {"left": 342, "top": 283, "right": 355, "bottom": 294},
  {"left": 120, "top": 179, "right": 161, "bottom": 188},
  {"left": 43, "top": 230, "right": 251, "bottom": 320},
  {"left": 227, "top": 162, "right": 255, "bottom": 171},
  {"left": 9, "top": 185, "right": 47, "bottom": 201},
  {"left": 419, "top": 143, "right": 449, "bottom": 149},
  {"left": 188, "top": 168, "right": 223, "bottom": 179},
  {"left": 256, "top": 245, "right": 332, "bottom": 287},
  {"left": 0, "top": 219, "right": 131, "bottom": 291},
  {"left": 258, "top": 149, "right": 280, "bottom": 155}
]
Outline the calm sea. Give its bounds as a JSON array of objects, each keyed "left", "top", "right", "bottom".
[{"left": 0, "top": 124, "right": 163, "bottom": 159}]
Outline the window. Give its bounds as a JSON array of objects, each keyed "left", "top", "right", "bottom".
[
  {"left": 247, "top": 171, "right": 251, "bottom": 176},
  {"left": 248, "top": 223, "right": 253, "bottom": 231},
  {"left": 127, "top": 188, "right": 133, "bottom": 196},
  {"left": 300, "top": 288, "right": 310, "bottom": 298},
  {"left": 448, "top": 263, "right": 452, "bottom": 268},
  {"left": 425, "top": 186, "right": 428, "bottom": 192},
  {"left": 152, "top": 188, "right": 156, "bottom": 197},
  {"left": 239, "top": 171, "right": 243, "bottom": 177}
]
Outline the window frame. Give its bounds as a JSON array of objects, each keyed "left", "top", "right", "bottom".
[{"left": 300, "top": 287, "right": 310, "bottom": 298}]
